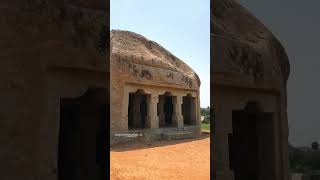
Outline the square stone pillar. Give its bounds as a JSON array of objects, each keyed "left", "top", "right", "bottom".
[
  {"left": 121, "top": 89, "right": 129, "bottom": 131},
  {"left": 173, "top": 96, "right": 184, "bottom": 128},
  {"left": 147, "top": 95, "right": 159, "bottom": 129},
  {"left": 158, "top": 96, "right": 165, "bottom": 126},
  {"left": 190, "top": 97, "right": 196, "bottom": 125}
]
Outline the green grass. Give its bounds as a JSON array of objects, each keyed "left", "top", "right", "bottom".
[
  {"left": 290, "top": 149, "right": 320, "bottom": 173},
  {"left": 201, "top": 123, "right": 210, "bottom": 131}
]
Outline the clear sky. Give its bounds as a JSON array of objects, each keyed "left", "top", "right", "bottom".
[
  {"left": 239, "top": 0, "right": 320, "bottom": 147},
  {"left": 111, "top": 0, "right": 210, "bottom": 108}
]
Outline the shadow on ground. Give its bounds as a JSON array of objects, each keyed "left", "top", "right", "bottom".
[{"left": 110, "top": 131, "right": 210, "bottom": 152}]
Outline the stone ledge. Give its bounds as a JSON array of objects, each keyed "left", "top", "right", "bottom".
[{"left": 110, "top": 126, "right": 201, "bottom": 146}]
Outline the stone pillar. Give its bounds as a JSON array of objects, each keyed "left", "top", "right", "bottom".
[
  {"left": 215, "top": 103, "right": 234, "bottom": 180},
  {"left": 158, "top": 96, "right": 165, "bottom": 126},
  {"left": 147, "top": 95, "right": 159, "bottom": 129},
  {"left": 173, "top": 96, "right": 184, "bottom": 128},
  {"left": 121, "top": 89, "right": 129, "bottom": 131},
  {"left": 196, "top": 92, "right": 201, "bottom": 125},
  {"left": 190, "top": 97, "right": 196, "bottom": 125}
]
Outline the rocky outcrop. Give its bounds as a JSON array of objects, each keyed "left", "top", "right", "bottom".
[
  {"left": 212, "top": 0, "right": 290, "bottom": 88},
  {"left": 111, "top": 30, "right": 200, "bottom": 88},
  {"left": 110, "top": 30, "right": 201, "bottom": 140},
  {"left": 0, "top": 1, "right": 107, "bottom": 179},
  {"left": 212, "top": 1, "right": 290, "bottom": 179}
]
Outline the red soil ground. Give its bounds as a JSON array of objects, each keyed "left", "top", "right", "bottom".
[{"left": 110, "top": 133, "right": 210, "bottom": 180}]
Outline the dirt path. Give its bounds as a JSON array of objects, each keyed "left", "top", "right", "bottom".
[{"left": 110, "top": 134, "right": 210, "bottom": 180}]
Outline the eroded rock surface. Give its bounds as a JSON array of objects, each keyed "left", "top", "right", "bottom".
[
  {"left": 212, "top": 0, "right": 289, "bottom": 88},
  {"left": 0, "top": 1, "right": 107, "bottom": 179},
  {"left": 110, "top": 30, "right": 201, "bottom": 145},
  {"left": 111, "top": 30, "right": 200, "bottom": 88},
  {"left": 212, "top": 1, "right": 290, "bottom": 180}
]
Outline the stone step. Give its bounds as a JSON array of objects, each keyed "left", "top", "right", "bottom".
[{"left": 162, "top": 131, "right": 194, "bottom": 140}]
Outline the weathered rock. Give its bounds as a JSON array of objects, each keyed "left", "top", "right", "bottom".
[
  {"left": 110, "top": 30, "right": 201, "bottom": 145},
  {"left": 212, "top": 0, "right": 290, "bottom": 180},
  {"left": 111, "top": 30, "right": 200, "bottom": 88},
  {"left": 212, "top": 0, "right": 289, "bottom": 88},
  {"left": 0, "top": 1, "right": 107, "bottom": 179}
]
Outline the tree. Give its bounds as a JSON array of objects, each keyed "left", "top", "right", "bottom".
[
  {"left": 201, "top": 107, "right": 209, "bottom": 116},
  {"left": 311, "top": 141, "right": 319, "bottom": 150}
]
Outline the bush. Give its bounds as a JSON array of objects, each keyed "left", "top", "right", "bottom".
[
  {"left": 290, "top": 149, "right": 320, "bottom": 173},
  {"left": 201, "top": 122, "right": 210, "bottom": 131},
  {"left": 202, "top": 118, "right": 210, "bottom": 124}
]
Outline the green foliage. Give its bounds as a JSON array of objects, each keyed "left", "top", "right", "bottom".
[
  {"left": 312, "top": 141, "right": 319, "bottom": 150},
  {"left": 201, "top": 122, "right": 210, "bottom": 131},
  {"left": 290, "top": 148, "right": 320, "bottom": 173},
  {"left": 201, "top": 107, "right": 210, "bottom": 116}
]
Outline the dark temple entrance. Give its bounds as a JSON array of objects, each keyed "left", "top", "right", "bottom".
[
  {"left": 158, "top": 92, "right": 174, "bottom": 127},
  {"left": 230, "top": 102, "right": 275, "bottom": 180},
  {"left": 128, "top": 89, "right": 148, "bottom": 129},
  {"left": 58, "top": 88, "right": 107, "bottom": 180},
  {"left": 182, "top": 94, "right": 196, "bottom": 126},
  {"left": 164, "top": 96, "right": 173, "bottom": 125}
]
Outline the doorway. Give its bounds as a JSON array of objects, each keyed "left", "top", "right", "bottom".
[
  {"left": 182, "top": 94, "right": 196, "bottom": 126},
  {"left": 58, "top": 88, "right": 107, "bottom": 180},
  {"left": 230, "top": 103, "right": 275, "bottom": 180},
  {"left": 158, "top": 92, "right": 174, "bottom": 127},
  {"left": 164, "top": 96, "right": 173, "bottom": 125},
  {"left": 128, "top": 89, "right": 148, "bottom": 129}
]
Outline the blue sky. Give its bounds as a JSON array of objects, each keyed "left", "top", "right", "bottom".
[{"left": 111, "top": 0, "right": 210, "bottom": 108}]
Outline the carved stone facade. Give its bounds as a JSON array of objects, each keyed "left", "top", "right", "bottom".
[
  {"left": 212, "top": 0, "right": 290, "bottom": 180},
  {"left": 110, "top": 30, "right": 201, "bottom": 145},
  {"left": 0, "top": 1, "right": 107, "bottom": 179},
  {"left": 227, "top": 44, "right": 264, "bottom": 80}
]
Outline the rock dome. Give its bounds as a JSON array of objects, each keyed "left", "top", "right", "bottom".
[
  {"left": 212, "top": 0, "right": 290, "bottom": 89},
  {"left": 212, "top": 1, "right": 290, "bottom": 179},
  {"left": 110, "top": 30, "right": 202, "bottom": 143},
  {"left": 110, "top": 30, "right": 200, "bottom": 88}
]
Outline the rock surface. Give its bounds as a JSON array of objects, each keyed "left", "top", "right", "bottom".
[
  {"left": 110, "top": 30, "right": 201, "bottom": 143},
  {"left": 212, "top": 0, "right": 290, "bottom": 89},
  {"left": 111, "top": 30, "right": 200, "bottom": 87},
  {"left": 0, "top": 1, "right": 107, "bottom": 179},
  {"left": 212, "top": 1, "right": 290, "bottom": 179}
]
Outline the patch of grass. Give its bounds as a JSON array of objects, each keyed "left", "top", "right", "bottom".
[
  {"left": 201, "top": 123, "right": 210, "bottom": 131},
  {"left": 290, "top": 149, "right": 320, "bottom": 173}
]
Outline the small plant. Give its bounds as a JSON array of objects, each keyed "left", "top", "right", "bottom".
[
  {"left": 289, "top": 145, "right": 320, "bottom": 173},
  {"left": 312, "top": 141, "right": 319, "bottom": 150},
  {"left": 201, "top": 122, "right": 210, "bottom": 131}
]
